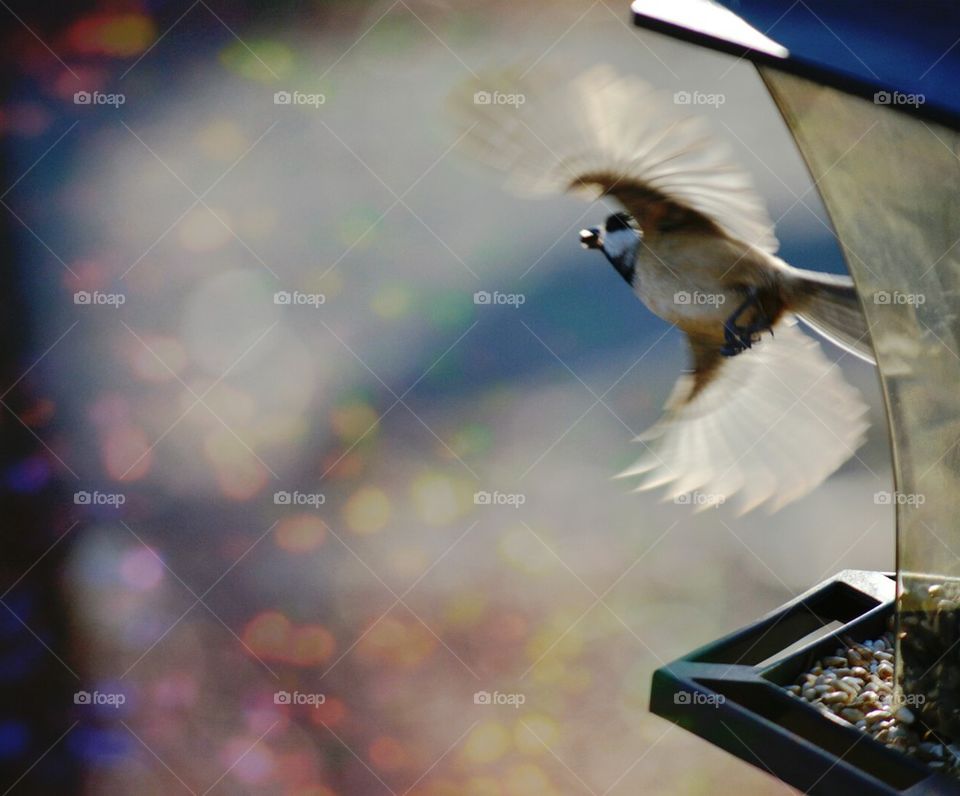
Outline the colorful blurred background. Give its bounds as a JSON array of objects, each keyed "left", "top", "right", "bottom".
[{"left": 0, "top": 1, "right": 897, "bottom": 793}]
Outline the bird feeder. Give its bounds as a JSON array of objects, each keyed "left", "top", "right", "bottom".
[{"left": 633, "top": 1, "right": 960, "bottom": 792}]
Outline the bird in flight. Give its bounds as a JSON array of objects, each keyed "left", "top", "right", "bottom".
[{"left": 455, "top": 66, "right": 874, "bottom": 513}]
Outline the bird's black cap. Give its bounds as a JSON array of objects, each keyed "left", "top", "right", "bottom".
[{"left": 604, "top": 212, "right": 638, "bottom": 232}]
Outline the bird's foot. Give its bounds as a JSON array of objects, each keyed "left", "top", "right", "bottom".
[
  {"left": 721, "top": 316, "right": 773, "bottom": 357},
  {"left": 720, "top": 287, "right": 773, "bottom": 358},
  {"left": 721, "top": 323, "right": 760, "bottom": 357}
]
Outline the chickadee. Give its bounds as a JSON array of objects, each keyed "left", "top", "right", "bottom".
[{"left": 455, "top": 66, "right": 874, "bottom": 513}]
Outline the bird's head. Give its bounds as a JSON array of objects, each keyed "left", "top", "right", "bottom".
[{"left": 580, "top": 212, "right": 641, "bottom": 285}]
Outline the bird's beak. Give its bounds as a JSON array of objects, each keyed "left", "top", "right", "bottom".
[{"left": 579, "top": 227, "right": 601, "bottom": 250}]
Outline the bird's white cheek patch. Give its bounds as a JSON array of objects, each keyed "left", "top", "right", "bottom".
[{"left": 602, "top": 228, "right": 639, "bottom": 259}]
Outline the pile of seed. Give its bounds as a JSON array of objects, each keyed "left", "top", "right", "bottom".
[
  {"left": 901, "top": 580, "right": 960, "bottom": 742},
  {"left": 785, "top": 633, "right": 959, "bottom": 773}
]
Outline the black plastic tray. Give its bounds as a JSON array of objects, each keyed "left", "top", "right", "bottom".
[{"left": 650, "top": 570, "right": 960, "bottom": 794}]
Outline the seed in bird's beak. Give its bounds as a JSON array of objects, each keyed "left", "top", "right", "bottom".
[{"left": 580, "top": 228, "right": 601, "bottom": 249}]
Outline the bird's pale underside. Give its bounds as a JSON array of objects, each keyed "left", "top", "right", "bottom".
[{"left": 454, "top": 65, "right": 873, "bottom": 513}]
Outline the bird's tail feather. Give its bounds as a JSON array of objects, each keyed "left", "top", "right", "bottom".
[{"left": 787, "top": 268, "right": 875, "bottom": 363}]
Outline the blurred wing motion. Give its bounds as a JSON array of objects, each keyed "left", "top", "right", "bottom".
[
  {"left": 616, "top": 318, "right": 869, "bottom": 513},
  {"left": 453, "top": 65, "right": 779, "bottom": 252}
]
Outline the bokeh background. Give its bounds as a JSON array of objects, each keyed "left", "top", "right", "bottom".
[{"left": 0, "top": 1, "right": 896, "bottom": 794}]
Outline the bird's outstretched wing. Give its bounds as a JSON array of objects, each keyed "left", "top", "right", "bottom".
[
  {"left": 616, "top": 317, "right": 869, "bottom": 513},
  {"left": 453, "top": 65, "right": 778, "bottom": 252}
]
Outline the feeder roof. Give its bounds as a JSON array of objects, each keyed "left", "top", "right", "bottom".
[{"left": 631, "top": 0, "right": 960, "bottom": 128}]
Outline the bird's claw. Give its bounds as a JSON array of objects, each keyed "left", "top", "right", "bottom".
[
  {"left": 720, "top": 287, "right": 771, "bottom": 358},
  {"left": 721, "top": 325, "right": 761, "bottom": 357}
]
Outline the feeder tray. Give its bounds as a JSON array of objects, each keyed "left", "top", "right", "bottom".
[{"left": 650, "top": 570, "right": 960, "bottom": 794}]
